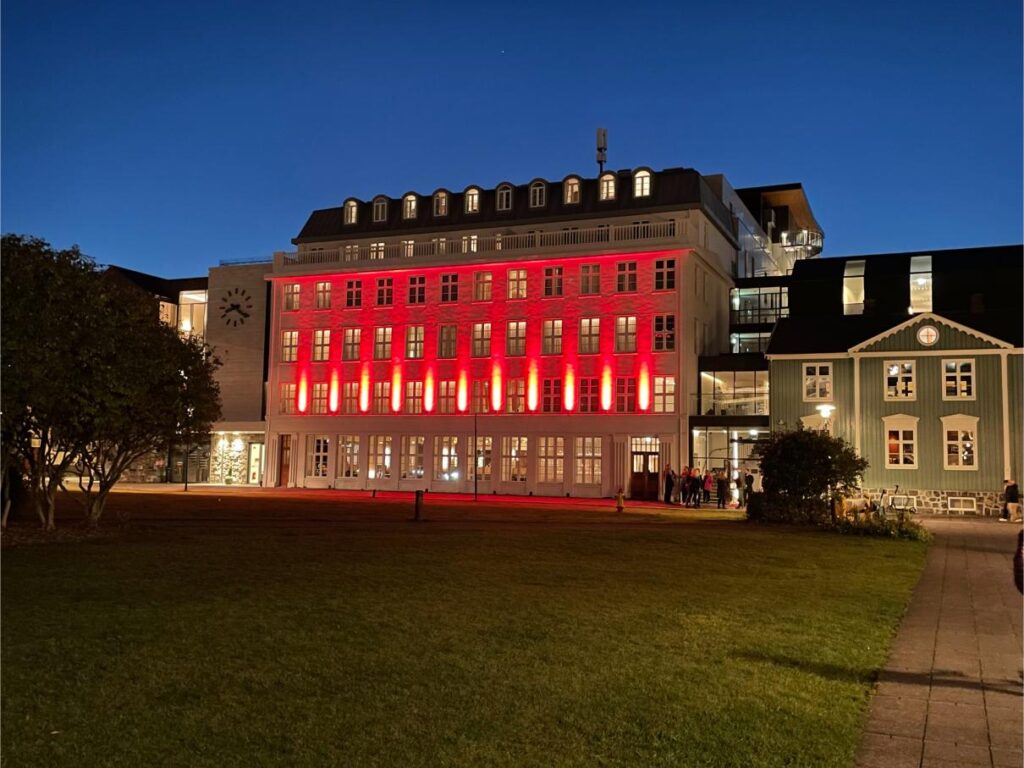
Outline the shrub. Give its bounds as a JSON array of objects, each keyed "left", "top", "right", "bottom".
[
  {"left": 745, "top": 491, "right": 829, "bottom": 525},
  {"left": 834, "top": 515, "right": 931, "bottom": 542}
]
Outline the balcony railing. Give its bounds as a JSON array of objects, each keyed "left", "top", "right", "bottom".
[
  {"left": 779, "top": 228, "right": 824, "bottom": 255},
  {"left": 729, "top": 307, "right": 789, "bottom": 325},
  {"left": 280, "top": 220, "right": 678, "bottom": 268},
  {"left": 693, "top": 393, "right": 769, "bottom": 417}
]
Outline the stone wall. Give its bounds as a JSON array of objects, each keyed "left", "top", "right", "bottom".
[
  {"left": 862, "top": 487, "right": 1004, "bottom": 517},
  {"left": 123, "top": 450, "right": 168, "bottom": 483}
]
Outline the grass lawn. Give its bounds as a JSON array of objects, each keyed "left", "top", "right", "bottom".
[{"left": 2, "top": 490, "right": 927, "bottom": 767}]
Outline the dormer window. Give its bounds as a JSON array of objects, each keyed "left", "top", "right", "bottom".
[
  {"left": 373, "top": 197, "right": 388, "bottom": 222},
  {"left": 344, "top": 200, "right": 358, "bottom": 225},
  {"left": 465, "top": 188, "right": 480, "bottom": 213},
  {"left": 599, "top": 173, "right": 616, "bottom": 201},
  {"left": 563, "top": 177, "right": 581, "bottom": 204},
  {"left": 402, "top": 194, "right": 417, "bottom": 219},
  {"left": 433, "top": 191, "right": 448, "bottom": 216},
  {"left": 496, "top": 184, "right": 513, "bottom": 211},
  {"left": 633, "top": 170, "right": 651, "bottom": 198},
  {"left": 529, "top": 181, "right": 546, "bottom": 208}
]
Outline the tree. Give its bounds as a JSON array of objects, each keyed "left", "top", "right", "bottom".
[{"left": 752, "top": 428, "right": 868, "bottom": 525}]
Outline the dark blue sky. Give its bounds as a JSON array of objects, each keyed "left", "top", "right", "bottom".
[{"left": 3, "top": 1, "right": 1021, "bottom": 277}]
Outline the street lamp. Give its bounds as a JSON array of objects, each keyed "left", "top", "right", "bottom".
[{"left": 815, "top": 403, "right": 835, "bottom": 434}]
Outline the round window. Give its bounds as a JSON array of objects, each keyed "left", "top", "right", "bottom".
[{"left": 916, "top": 325, "right": 939, "bottom": 346}]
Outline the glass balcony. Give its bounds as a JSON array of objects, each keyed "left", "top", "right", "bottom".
[{"left": 696, "top": 370, "right": 769, "bottom": 416}]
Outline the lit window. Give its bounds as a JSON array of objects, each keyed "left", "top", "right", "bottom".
[
  {"left": 580, "top": 264, "right": 600, "bottom": 295},
  {"left": 400, "top": 240, "right": 414, "bottom": 258},
  {"left": 368, "top": 435, "right": 392, "bottom": 479},
  {"left": 465, "top": 188, "right": 480, "bottom": 213},
  {"left": 432, "top": 237, "right": 447, "bottom": 255},
  {"left": 563, "top": 177, "right": 581, "bottom": 204},
  {"left": 542, "top": 320, "right": 562, "bottom": 355},
  {"left": 345, "top": 280, "right": 362, "bottom": 308},
  {"left": 474, "top": 271, "right": 492, "bottom": 301},
  {"left": 281, "top": 331, "right": 298, "bottom": 362},
  {"left": 312, "top": 329, "right": 330, "bottom": 362},
  {"left": 529, "top": 181, "right": 546, "bottom": 208},
  {"left": 574, "top": 437, "right": 602, "bottom": 484},
  {"left": 400, "top": 436, "right": 425, "bottom": 479},
  {"left": 501, "top": 437, "right": 528, "bottom": 482},
  {"left": 472, "top": 380, "right": 490, "bottom": 413},
  {"left": 506, "top": 321, "right": 526, "bottom": 356},
  {"left": 633, "top": 169, "right": 651, "bottom": 198},
  {"left": 542, "top": 381, "right": 562, "bottom": 413},
  {"left": 470, "top": 436, "right": 492, "bottom": 480},
  {"left": 599, "top": 173, "right": 616, "bottom": 201},
  {"left": 943, "top": 359, "right": 974, "bottom": 400},
  {"left": 441, "top": 274, "right": 459, "bottom": 303},
  {"left": 653, "top": 315, "right": 675, "bottom": 351},
  {"left": 506, "top": 379, "right": 525, "bottom": 413},
  {"left": 315, "top": 281, "right": 331, "bottom": 309},
  {"left": 616, "top": 262, "right": 637, "bottom": 292},
  {"left": 372, "top": 382, "right": 391, "bottom": 414},
  {"left": 372, "top": 197, "right": 388, "bottom": 223},
  {"left": 802, "top": 363, "right": 832, "bottom": 402},
  {"left": 369, "top": 242, "right": 386, "bottom": 260},
  {"left": 537, "top": 437, "right": 564, "bottom": 482},
  {"left": 942, "top": 414, "right": 978, "bottom": 470},
  {"left": 496, "top": 184, "right": 512, "bottom": 211},
  {"left": 462, "top": 235, "right": 478, "bottom": 253},
  {"left": 438, "top": 325, "right": 457, "bottom": 359},
  {"left": 341, "top": 383, "right": 359, "bottom": 414},
  {"left": 344, "top": 200, "right": 358, "bottom": 225},
  {"left": 578, "top": 379, "right": 599, "bottom": 413},
  {"left": 283, "top": 283, "right": 300, "bottom": 311},
  {"left": 279, "top": 383, "right": 296, "bottom": 414},
  {"left": 337, "top": 435, "right": 360, "bottom": 478},
  {"left": 305, "top": 435, "right": 329, "bottom": 476},
  {"left": 433, "top": 191, "right": 448, "bottom": 216},
  {"left": 578, "top": 317, "right": 600, "bottom": 354},
  {"left": 376, "top": 278, "right": 393, "bottom": 306},
  {"left": 654, "top": 259, "right": 675, "bottom": 291},
  {"left": 433, "top": 436, "right": 460, "bottom": 481},
  {"left": 342, "top": 328, "right": 360, "bottom": 361},
  {"left": 507, "top": 269, "right": 527, "bottom": 299},
  {"left": 843, "top": 260, "right": 865, "bottom": 315},
  {"left": 402, "top": 194, "right": 417, "bottom": 219},
  {"left": 543, "top": 266, "right": 563, "bottom": 297},
  {"left": 909, "top": 255, "right": 932, "bottom": 313},
  {"left": 616, "top": 377, "right": 636, "bottom": 412},
  {"left": 405, "top": 381, "right": 423, "bottom": 413},
  {"left": 615, "top": 316, "right": 637, "bottom": 353},
  {"left": 653, "top": 376, "right": 676, "bottom": 413},
  {"left": 884, "top": 361, "right": 916, "bottom": 400},
  {"left": 437, "top": 381, "right": 456, "bottom": 414},
  {"left": 373, "top": 327, "right": 392, "bottom": 360},
  {"left": 405, "top": 326, "right": 424, "bottom": 359},
  {"left": 408, "top": 275, "right": 425, "bottom": 304},
  {"left": 883, "top": 414, "right": 918, "bottom": 468},
  {"left": 472, "top": 322, "right": 491, "bottom": 357},
  {"left": 311, "top": 383, "right": 328, "bottom": 415},
  {"left": 343, "top": 245, "right": 359, "bottom": 262}
]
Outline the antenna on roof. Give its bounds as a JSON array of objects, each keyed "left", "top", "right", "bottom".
[{"left": 596, "top": 128, "right": 607, "bottom": 174}]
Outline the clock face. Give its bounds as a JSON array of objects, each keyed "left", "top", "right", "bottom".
[
  {"left": 916, "top": 325, "right": 939, "bottom": 346},
  {"left": 219, "top": 287, "right": 254, "bottom": 327}
]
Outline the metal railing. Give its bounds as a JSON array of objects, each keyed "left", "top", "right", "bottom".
[
  {"left": 729, "top": 307, "right": 789, "bottom": 325},
  {"left": 693, "top": 393, "right": 769, "bottom": 417},
  {"left": 779, "top": 228, "right": 824, "bottom": 254}
]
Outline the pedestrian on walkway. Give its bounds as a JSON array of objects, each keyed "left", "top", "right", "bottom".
[
  {"left": 702, "top": 471, "right": 713, "bottom": 503},
  {"left": 675, "top": 466, "right": 688, "bottom": 505},
  {"left": 663, "top": 465, "right": 676, "bottom": 506},
  {"left": 689, "top": 468, "right": 702, "bottom": 509},
  {"left": 716, "top": 470, "right": 728, "bottom": 509},
  {"left": 1001, "top": 479, "right": 1021, "bottom": 523}
]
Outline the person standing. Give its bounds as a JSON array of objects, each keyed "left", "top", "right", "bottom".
[
  {"left": 716, "top": 470, "right": 729, "bottom": 509},
  {"left": 702, "top": 471, "right": 713, "bottom": 503},
  {"left": 1001, "top": 479, "right": 1021, "bottom": 523},
  {"left": 744, "top": 470, "right": 755, "bottom": 504},
  {"left": 690, "top": 468, "right": 702, "bottom": 509},
  {"left": 663, "top": 465, "right": 676, "bottom": 506}
]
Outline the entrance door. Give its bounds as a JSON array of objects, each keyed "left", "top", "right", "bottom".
[
  {"left": 248, "top": 443, "right": 265, "bottom": 485},
  {"left": 277, "top": 435, "right": 291, "bottom": 487},
  {"left": 630, "top": 436, "right": 661, "bottom": 500}
]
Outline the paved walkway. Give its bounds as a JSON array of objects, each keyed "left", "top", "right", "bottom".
[{"left": 857, "top": 518, "right": 1023, "bottom": 768}]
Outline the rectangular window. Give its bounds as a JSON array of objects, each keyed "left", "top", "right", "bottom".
[
  {"left": 575, "top": 437, "right": 602, "bottom": 484},
  {"left": 472, "top": 380, "right": 491, "bottom": 414},
  {"left": 345, "top": 280, "right": 362, "bottom": 308},
  {"left": 496, "top": 187, "right": 512, "bottom": 210},
  {"left": 615, "top": 316, "right": 637, "bottom": 353},
  {"left": 441, "top": 274, "right": 459, "bottom": 303},
  {"left": 616, "top": 262, "right": 637, "bottom": 292},
  {"left": 368, "top": 435, "right": 392, "bottom": 479},
  {"left": 474, "top": 271, "right": 492, "bottom": 301},
  {"left": 342, "top": 382, "right": 359, "bottom": 413},
  {"left": 283, "top": 283, "right": 300, "bottom": 311},
  {"left": 653, "top": 315, "right": 676, "bottom": 351},
  {"left": 372, "top": 199, "right": 387, "bottom": 222},
  {"left": 281, "top": 330, "right": 298, "bottom": 362},
  {"left": 884, "top": 361, "right": 916, "bottom": 400},
  {"left": 501, "top": 437, "right": 528, "bottom": 482},
  {"left": 909, "top": 255, "right": 932, "bottom": 314},
  {"left": 943, "top": 359, "right": 974, "bottom": 400},
  {"left": 544, "top": 267, "right": 563, "bottom": 297},
  {"left": 537, "top": 437, "right": 564, "bottom": 483},
  {"left": 437, "top": 380, "right": 456, "bottom": 414},
  {"left": 542, "top": 320, "right": 563, "bottom": 355},
  {"left": 578, "top": 378, "right": 599, "bottom": 413},
  {"left": 654, "top": 259, "right": 676, "bottom": 291},
  {"left": 342, "top": 328, "right": 361, "bottom": 361},
  {"left": 403, "top": 196, "right": 416, "bottom": 219},
  {"left": 507, "top": 269, "right": 527, "bottom": 299},
  {"left": 343, "top": 244, "right": 359, "bottom": 261},
  {"left": 580, "top": 264, "right": 600, "bottom": 295},
  {"left": 374, "top": 327, "right": 392, "bottom": 360},
  {"left": 530, "top": 184, "right": 546, "bottom": 208},
  {"left": 438, "top": 325, "right": 457, "bottom": 359},
  {"left": 506, "top": 379, "right": 525, "bottom": 413},
  {"left": 616, "top": 377, "right": 636, "bottom": 412},
  {"left": 578, "top": 317, "right": 600, "bottom": 354},
  {"left": 470, "top": 436, "right": 492, "bottom": 480},
  {"left": 311, "top": 382, "right": 328, "bottom": 414},
  {"left": 373, "top": 382, "right": 391, "bottom": 414},
  {"left": 433, "top": 436, "right": 460, "bottom": 481},
  {"left": 506, "top": 321, "right": 526, "bottom": 356},
  {"left": 433, "top": 193, "right": 448, "bottom": 217},
  {"left": 408, "top": 275, "right": 425, "bottom": 304},
  {"left": 653, "top": 376, "right": 676, "bottom": 413},
  {"left": 886, "top": 428, "right": 917, "bottom": 468},
  {"left": 405, "top": 380, "right": 423, "bottom": 413},
  {"left": 948, "top": 497, "right": 977, "bottom": 513},
  {"left": 472, "top": 322, "right": 492, "bottom": 357},
  {"left": 945, "top": 428, "right": 975, "bottom": 469},
  {"left": 315, "top": 281, "right": 331, "bottom": 309},
  {"left": 465, "top": 189, "right": 479, "bottom": 213},
  {"left": 803, "top": 363, "right": 833, "bottom": 402},
  {"left": 312, "top": 329, "right": 330, "bottom": 362},
  {"left": 432, "top": 237, "right": 447, "bottom": 255},
  {"left": 843, "top": 260, "right": 865, "bottom": 315},
  {"left": 369, "top": 242, "right": 386, "bottom": 260},
  {"left": 564, "top": 178, "right": 580, "bottom": 204},
  {"left": 279, "top": 383, "right": 296, "bottom": 414},
  {"left": 400, "top": 436, "right": 425, "bottom": 480},
  {"left": 376, "top": 278, "right": 393, "bottom": 306},
  {"left": 542, "top": 380, "right": 562, "bottom": 413},
  {"left": 337, "top": 435, "right": 360, "bottom": 478},
  {"left": 305, "top": 435, "right": 330, "bottom": 478},
  {"left": 461, "top": 235, "right": 478, "bottom": 253},
  {"left": 405, "top": 326, "right": 424, "bottom": 359},
  {"left": 599, "top": 175, "right": 616, "bottom": 201}
]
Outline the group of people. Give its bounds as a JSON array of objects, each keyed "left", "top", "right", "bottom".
[{"left": 662, "top": 466, "right": 735, "bottom": 509}]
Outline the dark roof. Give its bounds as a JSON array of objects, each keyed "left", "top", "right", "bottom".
[
  {"left": 794, "top": 244, "right": 1022, "bottom": 276},
  {"left": 104, "top": 266, "right": 207, "bottom": 302},
  {"left": 294, "top": 167, "right": 738, "bottom": 246}
]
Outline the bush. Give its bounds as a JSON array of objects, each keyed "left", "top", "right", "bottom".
[
  {"left": 745, "top": 491, "right": 829, "bottom": 525},
  {"left": 834, "top": 515, "right": 931, "bottom": 542}
]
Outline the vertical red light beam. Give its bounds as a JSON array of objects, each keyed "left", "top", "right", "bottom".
[
  {"left": 424, "top": 368, "right": 435, "bottom": 413},
  {"left": 328, "top": 370, "right": 340, "bottom": 413},
  {"left": 359, "top": 365, "right": 371, "bottom": 413},
  {"left": 297, "top": 373, "right": 309, "bottom": 414},
  {"left": 637, "top": 361, "right": 651, "bottom": 412},
  {"left": 391, "top": 366, "right": 402, "bottom": 413},
  {"left": 456, "top": 370, "right": 469, "bottom": 413},
  {"left": 600, "top": 364, "right": 613, "bottom": 412},
  {"left": 563, "top": 363, "right": 575, "bottom": 412},
  {"left": 526, "top": 360, "right": 539, "bottom": 412},
  {"left": 490, "top": 364, "right": 503, "bottom": 412}
]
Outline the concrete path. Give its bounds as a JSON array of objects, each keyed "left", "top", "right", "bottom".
[{"left": 857, "top": 518, "right": 1023, "bottom": 768}]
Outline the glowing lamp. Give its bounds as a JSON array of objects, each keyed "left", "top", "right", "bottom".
[
  {"left": 815, "top": 404, "right": 835, "bottom": 420},
  {"left": 600, "top": 365, "right": 613, "bottom": 412},
  {"left": 391, "top": 368, "right": 402, "bottom": 413},
  {"left": 297, "top": 375, "right": 309, "bottom": 413},
  {"left": 457, "top": 371, "right": 468, "bottom": 413},
  {"left": 563, "top": 365, "right": 575, "bottom": 412},
  {"left": 328, "top": 372, "right": 340, "bottom": 413},
  {"left": 637, "top": 363, "right": 650, "bottom": 412},
  {"left": 490, "top": 365, "right": 503, "bottom": 412},
  {"left": 527, "top": 362, "right": 539, "bottom": 412},
  {"left": 359, "top": 366, "right": 371, "bottom": 413},
  {"left": 424, "top": 370, "right": 435, "bottom": 413}
]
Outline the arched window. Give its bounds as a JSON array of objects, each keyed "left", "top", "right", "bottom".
[
  {"left": 599, "top": 173, "right": 616, "bottom": 201},
  {"left": 465, "top": 188, "right": 480, "bottom": 213},
  {"left": 529, "top": 181, "right": 546, "bottom": 208},
  {"left": 402, "top": 194, "right": 417, "bottom": 219},
  {"left": 372, "top": 197, "right": 388, "bottom": 222},
  {"left": 563, "top": 177, "right": 581, "bottom": 204},
  {"left": 633, "top": 170, "right": 651, "bottom": 198},
  {"left": 496, "top": 184, "right": 513, "bottom": 211},
  {"left": 433, "top": 191, "right": 448, "bottom": 216},
  {"left": 344, "top": 200, "right": 358, "bottom": 225}
]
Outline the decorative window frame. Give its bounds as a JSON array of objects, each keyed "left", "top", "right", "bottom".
[
  {"left": 528, "top": 181, "right": 547, "bottom": 208},
  {"left": 947, "top": 497, "right": 977, "bottom": 514},
  {"left": 633, "top": 169, "right": 652, "bottom": 198},
  {"left": 563, "top": 176, "right": 581, "bottom": 205},
  {"left": 432, "top": 190, "right": 448, "bottom": 217},
  {"left": 464, "top": 187, "right": 480, "bottom": 214},
  {"left": 801, "top": 362, "right": 833, "bottom": 402},
  {"left": 343, "top": 199, "right": 359, "bottom": 225},
  {"left": 496, "top": 184, "right": 513, "bottom": 211},
  {"left": 372, "top": 196, "right": 388, "bottom": 223},
  {"left": 883, "top": 359, "right": 917, "bottom": 402},
  {"left": 941, "top": 358, "right": 976, "bottom": 401},
  {"left": 940, "top": 413, "right": 979, "bottom": 472},
  {"left": 599, "top": 173, "right": 616, "bottom": 201},
  {"left": 882, "top": 413, "right": 919, "bottom": 470},
  {"left": 402, "top": 193, "right": 417, "bottom": 220}
]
